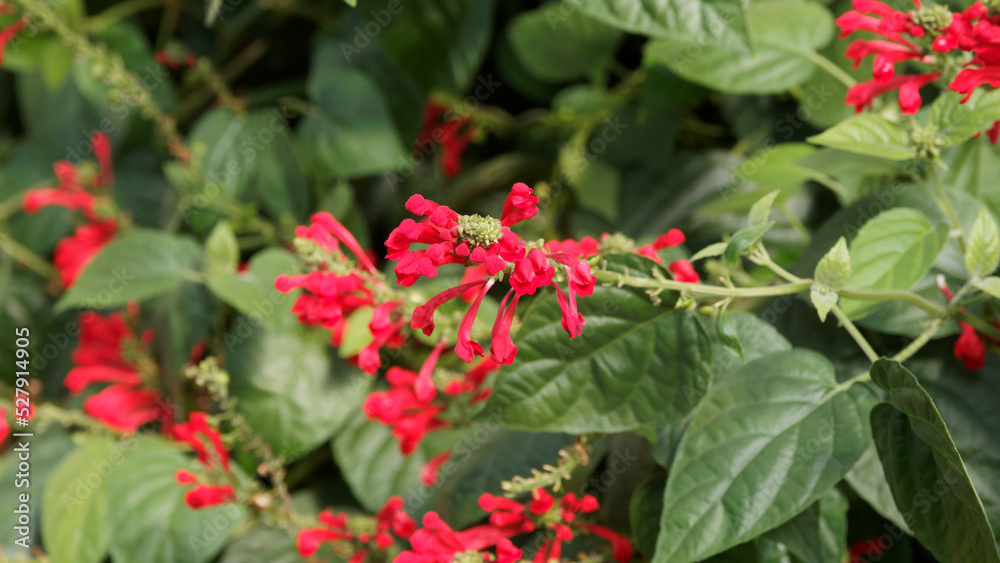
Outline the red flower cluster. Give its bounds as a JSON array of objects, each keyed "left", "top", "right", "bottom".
[
  {"left": 173, "top": 412, "right": 236, "bottom": 509},
  {"left": 387, "top": 184, "right": 599, "bottom": 365},
  {"left": 276, "top": 212, "right": 402, "bottom": 373},
  {"left": 418, "top": 102, "right": 476, "bottom": 178},
  {"left": 22, "top": 132, "right": 118, "bottom": 287},
  {"left": 396, "top": 488, "right": 632, "bottom": 563},
  {"left": 938, "top": 276, "right": 989, "bottom": 371},
  {"left": 837, "top": 0, "right": 1000, "bottom": 122},
  {"left": 363, "top": 342, "right": 497, "bottom": 454},
  {"left": 297, "top": 496, "right": 416, "bottom": 561},
  {"left": 155, "top": 49, "right": 197, "bottom": 70},
  {"left": 63, "top": 308, "right": 169, "bottom": 432}
]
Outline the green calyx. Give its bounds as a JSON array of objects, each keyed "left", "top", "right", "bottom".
[
  {"left": 911, "top": 124, "right": 944, "bottom": 160},
  {"left": 911, "top": 3, "right": 953, "bottom": 32},
  {"left": 457, "top": 214, "right": 503, "bottom": 248},
  {"left": 452, "top": 551, "right": 484, "bottom": 563},
  {"left": 598, "top": 232, "right": 635, "bottom": 253}
]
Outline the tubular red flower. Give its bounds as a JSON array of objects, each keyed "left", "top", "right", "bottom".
[
  {"left": 173, "top": 412, "right": 230, "bottom": 471},
  {"left": 82, "top": 384, "right": 164, "bottom": 433},
  {"left": 554, "top": 284, "right": 585, "bottom": 338},
  {"left": 91, "top": 132, "right": 114, "bottom": 187},
  {"left": 511, "top": 248, "right": 555, "bottom": 295},
  {"left": 310, "top": 211, "right": 378, "bottom": 274},
  {"left": 183, "top": 484, "right": 235, "bottom": 509},
  {"left": 53, "top": 220, "right": 117, "bottom": 288},
  {"left": 412, "top": 279, "right": 488, "bottom": 336},
  {"left": 500, "top": 182, "right": 540, "bottom": 226},
  {"left": 668, "top": 259, "right": 700, "bottom": 283},
  {"left": 955, "top": 322, "right": 986, "bottom": 370},
  {"left": 545, "top": 237, "right": 600, "bottom": 257},
  {"left": 548, "top": 254, "right": 596, "bottom": 297},
  {"left": 455, "top": 280, "right": 495, "bottom": 362},
  {"left": 22, "top": 188, "right": 96, "bottom": 216},
  {"left": 415, "top": 340, "right": 449, "bottom": 404},
  {"left": 950, "top": 66, "right": 1000, "bottom": 101},
  {"left": 175, "top": 469, "right": 198, "bottom": 485},
  {"left": 490, "top": 290, "right": 521, "bottom": 365},
  {"left": 64, "top": 365, "right": 143, "bottom": 395},
  {"left": 359, "top": 301, "right": 406, "bottom": 375},
  {"left": 581, "top": 524, "right": 634, "bottom": 563}
]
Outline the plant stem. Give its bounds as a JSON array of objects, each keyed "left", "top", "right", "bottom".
[
  {"left": 592, "top": 269, "right": 812, "bottom": 297},
  {"left": 837, "top": 288, "right": 945, "bottom": 314},
  {"left": 927, "top": 164, "right": 965, "bottom": 251},
  {"left": 86, "top": 0, "right": 163, "bottom": 32},
  {"left": 0, "top": 232, "right": 57, "bottom": 281},
  {"left": 805, "top": 50, "right": 857, "bottom": 88},
  {"left": 892, "top": 317, "right": 946, "bottom": 363},
  {"left": 831, "top": 305, "right": 879, "bottom": 362}
]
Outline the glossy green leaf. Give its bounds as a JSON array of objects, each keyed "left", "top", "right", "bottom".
[
  {"left": 41, "top": 437, "right": 115, "bottom": 563},
  {"left": 486, "top": 285, "right": 713, "bottom": 433},
  {"left": 57, "top": 230, "right": 202, "bottom": 312},
  {"left": 301, "top": 65, "right": 407, "bottom": 179},
  {"left": 573, "top": 0, "right": 745, "bottom": 40},
  {"left": 508, "top": 3, "right": 621, "bottom": 82},
  {"left": 653, "top": 350, "right": 878, "bottom": 563},
  {"left": 691, "top": 242, "right": 729, "bottom": 262},
  {"left": 807, "top": 114, "right": 915, "bottom": 160},
  {"left": 206, "top": 248, "right": 300, "bottom": 331},
  {"left": 929, "top": 88, "right": 1000, "bottom": 147},
  {"left": 764, "top": 487, "right": 848, "bottom": 563},
  {"left": 717, "top": 311, "right": 744, "bottom": 364},
  {"left": 869, "top": 359, "right": 1000, "bottom": 563},
  {"left": 630, "top": 474, "right": 667, "bottom": 558},
  {"left": 644, "top": 2, "right": 834, "bottom": 94},
  {"left": 723, "top": 222, "right": 773, "bottom": 263},
  {"left": 107, "top": 438, "right": 246, "bottom": 563},
  {"left": 965, "top": 208, "right": 1000, "bottom": 277},
  {"left": 227, "top": 322, "right": 371, "bottom": 461},
  {"left": 332, "top": 412, "right": 462, "bottom": 513},
  {"left": 845, "top": 443, "right": 913, "bottom": 536},
  {"left": 839, "top": 208, "right": 947, "bottom": 318}
]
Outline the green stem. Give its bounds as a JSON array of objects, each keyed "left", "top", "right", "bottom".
[
  {"left": 837, "top": 288, "right": 945, "bottom": 315},
  {"left": 927, "top": 164, "right": 964, "bottom": 250},
  {"left": 805, "top": 50, "right": 857, "bottom": 88},
  {"left": 831, "top": 305, "right": 879, "bottom": 362},
  {"left": 592, "top": 269, "right": 812, "bottom": 297},
  {"left": 958, "top": 311, "right": 1000, "bottom": 341},
  {"left": 85, "top": 0, "right": 163, "bottom": 32},
  {"left": 892, "top": 317, "right": 947, "bottom": 363},
  {"left": 0, "top": 232, "right": 57, "bottom": 281}
]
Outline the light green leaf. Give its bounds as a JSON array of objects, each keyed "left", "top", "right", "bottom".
[
  {"left": 107, "top": 438, "right": 246, "bottom": 563},
  {"left": 815, "top": 237, "right": 851, "bottom": 291},
  {"left": 723, "top": 222, "right": 773, "bottom": 263},
  {"left": 41, "top": 437, "right": 115, "bottom": 563},
  {"left": 810, "top": 287, "right": 838, "bottom": 323},
  {"left": 572, "top": 0, "right": 746, "bottom": 40},
  {"left": 57, "top": 230, "right": 202, "bottom": 312},
  {"left": 508, "top": 3, "right": 622, "bottom": 82},
  {"left": 220, "top": 526, "right": 299, "bottom": 563},
  {"left": 807, "top": 114, "right": 915, "bottom": 160},
  {"left": 644, "top": 1, "right": 834, "bottom": 94},
  {"left": 691, "top": 242, "right": 729, "bottom": 262},
  {"left": 929, "top": 88, "right": 1000, "bottom": 147},
  {"left": 749, "top": 190, "right": 781, "bottom": 227},
  {"left": 870, "top": 359, "right": 1000, "bottom": 563},
  {"left": 975, "top": 276, "right": 1000, "bottom": 299},
  {"left": 206, "top": 248, "right": 300, "bottom": 330},
  {"left": 965, "top": 208, "right": 1000, "bottom": 277},
  {"left": 653, "top": 350, "right": 878, "bottom": 563},
  {"left": 486, "top": 285, "right": 713, "bottom": 433},
  {"left": 839, "top": 208, "right": 947, "bottom": 318},
  {"left": 205, "top": 221, "right": 239, "bottom": 276}
]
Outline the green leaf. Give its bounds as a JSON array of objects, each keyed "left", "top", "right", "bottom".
[
  {"left": 764, "top": 488, "right": 848, "bottom": 563},
  {"left": 41, "top": 437, "right": 115, "bottom": 563},
  {"left": 929, "top": 88, "right": 1000, "bottom": 147},
  {"left": 301, "top": 64, "right": 407, "bottom": 179},
  {"left": 40, "top": 40, "right": 73, "bottom": 90},
  {"left": 227, "top": 322, "right": 371, "bottom": 460},
  {"left": 810, "top": 288, "right": 838, "bottom": 323},
  {"left": 807, "top": 115, "right": 915, "bottom": 160},
  {"left": 691, "top": 242, "right": 729, "bottom": 262},
  {"left": 839, "top": 208, "right": 947, "bottom": 318},
  {"left": 975, "top": 276, "right": 1000, "bottom": 299},
  {"left": 57, "top": 230, "right": 202, "bottom": 312},
  {"left": 332, "top": 412, "right": 462, "bottom": 513},
  {"left": 486, "top": 285, "right": 713, "bottom": 433},
  {"left": 644, "top": 1, "right": 834, "bottom": 94},
  {"left": 429, "top": 429, "right": 577, "bottom": 528},
  {"left": 571, "top": 160, "right": 622, "bottom": 221},
  {"left": 814, "top": 237, "right": 851, "bottom": 291},
  {"left": 508, "top": 3, "right": 621, "bottom": 83},
  {"left": 869, "top": 359, "right": 1000, "bottom": 563},
  {"left": 845, "top": 443, "right": 913, "bottom": 536},
  {"left": 749, "top": 190, "right": 781, "bottom": 227},
  {"left": 206, "top": 248, "right": 300, "bottom": 331},
  {"left": 205, "top": 0, "right": 224, "bottom": 25},
  {"left": 573, "top": 0, "right": 745, "bottom": 40},
  {"left": 653, "top": 350, "right": 878, "bottom": 563},
  {"left": 630, "top": 474, "right": 667, "bottom": 558},
  {"left": 107, "top": 438, "right": 246, "bottom": 563},
  {"left": 965, "top": 208, "right": 1000, "bottom": 277},
  {"left": 220, "top": 526, "right": 299, "bottom": 563},
  {"left": 205, "top": 221, "right": 239, "bottom": 276},
  {"left": 717, "top": 311, "right": 744, "bottom": 364},
  {"left": 723, "top": 222, "right": 773, "bottom": 263}
]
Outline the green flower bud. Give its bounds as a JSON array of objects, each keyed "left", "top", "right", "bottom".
[{"left": 457, "top": 214, "right": 503, "bottom": 248}]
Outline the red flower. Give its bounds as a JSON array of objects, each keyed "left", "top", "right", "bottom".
[
  {"left": 511, "top": 248, "right": 556, "bottom": 295},
  {"left": 418, "top": 102, "right": 476, "bottom": 178},
  {"left": 635, "top": 229, "right": 686, "bottom": 263},
  {"left": 358, "top": 301, "right": 407, "bottom": 374},
  {"left": 668, "top": 259, "right": 700, "bottom": 283},
  {"left": 420, "top": 450, "right": 453, "bottom": 487},
  {"left": 52, "top": 220, "right": 117, "bottom": 288},
  {"left": 0, "top": 18, "right": 25, "bottom": 66},
  {"left": 297, "top": 497, "right": 416, "bottom": 558},
  {"left": 182, "top": 484, "right": 235, "bottom": 509},
  {"left": 396, "top": 512, "right": 525, "bottom": 563},
  {"left": 581, "top": 524, "right": 634, "bottom": 563},
  {"left": 276, "top": 271, "right": 375, "bottom": 346},
  {"left": 850, "top": 537, "right": 887, "bottom": 563},
  {"left": 955, "top": 322, "right": 986, "bottom": 370},
  {"left": 173, "top": 411, "right": 230, "bottom": 471},
  {"left": 845, "top": 72, "right": 940, "bottom": 114},
  {"left": 0, "top": 407, "right": 10, "bottom": 446}
]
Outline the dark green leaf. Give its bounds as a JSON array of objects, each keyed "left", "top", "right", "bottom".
[
  {"left": 723, "top": 222, "right": 773, "bottom": 263},
  {"left": 870, "top": 359, "right": 1000, "bottom": 562},
  {"left": 487, "top": 285, "right": 713, "bottom": 433},
  {"left": 508, "top": 4, "right": 621, "bottom": 83},
  {"left": 220, "top": 526, "right": 299, "bottom": 563},
  {"left": 206, "top": 248, "right": 300, "bottom": 331},
  {"left": 574, "top": 0, "right": 745, "bottom": 40},
  {"left": 764, "top": 487, "right": 848, "bottom": 563},
  {"left": 57, "top": 230, "right": 202, "bottom": 312},
  {"left": 845, "top": 443, "right": 913, "bottom": 536},
  {"left": 653, "top": 350, "right": 877, "bottom": 563},
  {"left": 630, "top": 474, "right": 667, "bottom": 558}
]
